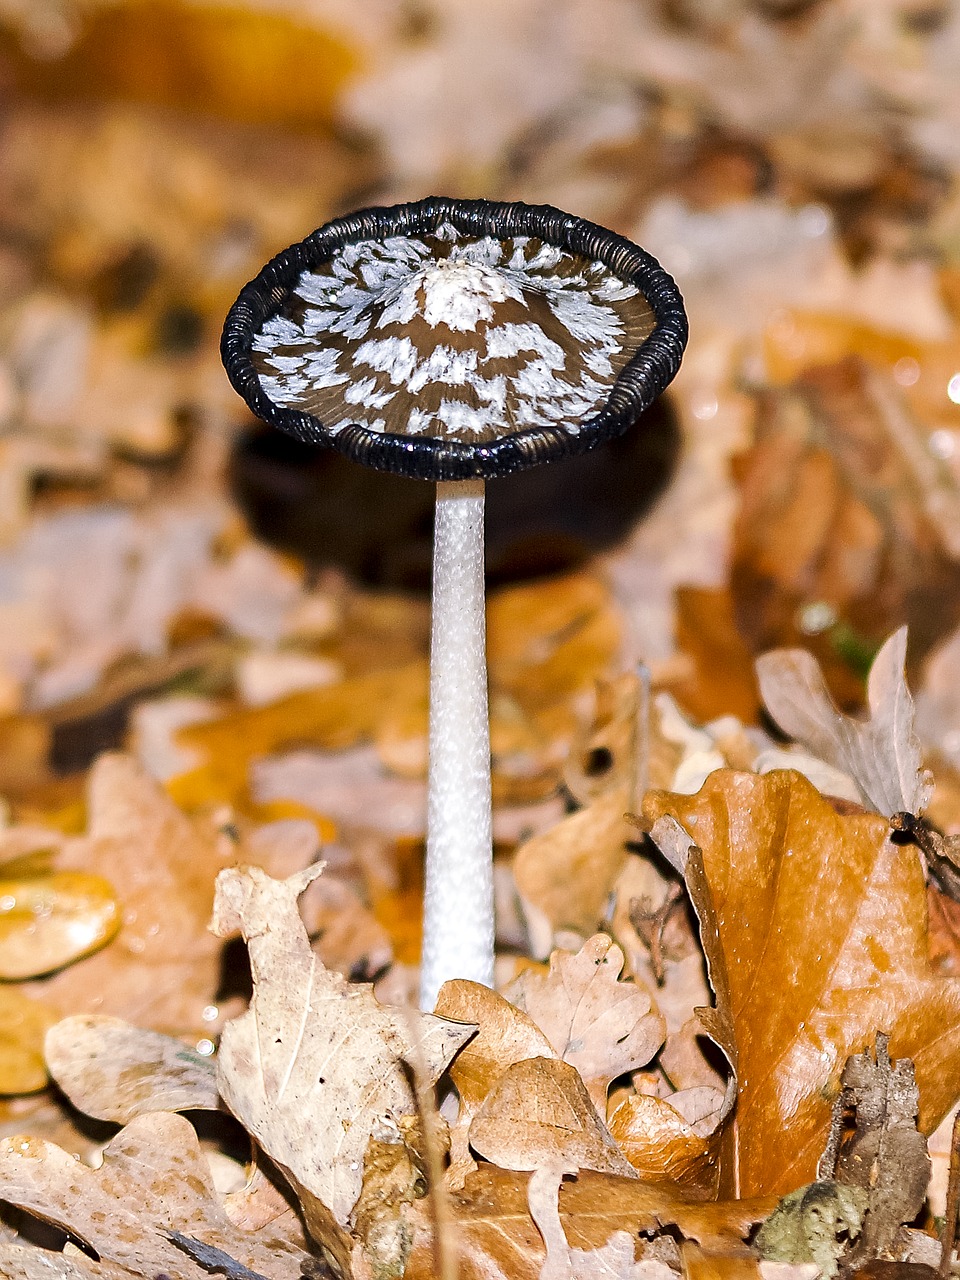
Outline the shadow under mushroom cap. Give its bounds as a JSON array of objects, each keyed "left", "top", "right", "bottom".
[{"left": 222, "top": 197, "right": 688, "bottom": 481}]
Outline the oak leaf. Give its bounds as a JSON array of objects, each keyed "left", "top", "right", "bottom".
[
  {"left": 434, "top": 980, "right": 556, "bottom": 1175},
  {"left": 0, "top": 1111, "right": 311, "bottom": 1279},
  {"left": 645, "top": 769, "right": 960, "bottom": 1197},
  {"left": 45, "top": 1014, "right": 218, "bottom": 1122},
  {"left": 505, "top": 935, "right": 665, "bottom": 1115},
  {"left": 756, "top": 628, "right": 932, "bottom": 817},
  {"left": 31, "top": 753, "right": 234, "bottom": 1037},
  {"left": 210, "top": 863, "right": 475, "bottom": 1229}
]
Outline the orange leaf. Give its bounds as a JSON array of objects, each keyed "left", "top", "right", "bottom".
[{"left": 645, "top": 769, "right": 960, "bottom": 1197}]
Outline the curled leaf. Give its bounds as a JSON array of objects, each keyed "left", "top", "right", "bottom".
[{"left": 756, "top": 628, "right": 932, "bottom": 817}]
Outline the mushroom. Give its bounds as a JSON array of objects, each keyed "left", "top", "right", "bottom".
[{"left": 221, "top": 197, "right": 687, "bottom": 1010}]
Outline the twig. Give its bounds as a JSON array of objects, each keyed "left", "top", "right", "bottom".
[{"left": 939, "top": 1106, "right": 960, "bottom": 1278}]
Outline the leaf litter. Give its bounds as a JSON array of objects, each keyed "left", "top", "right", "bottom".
[
  {"left": 3, "top": 616, "right": 960, "bottom": 1277},
  {"left": 12, "top": 27, "right": 960, "bottom": 1273}
]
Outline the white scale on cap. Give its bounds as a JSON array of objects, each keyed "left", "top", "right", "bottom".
[{"left": 251, "top": 223, "right": 655, "bottom": 443}]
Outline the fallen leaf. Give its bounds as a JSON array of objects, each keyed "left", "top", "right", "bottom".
[
  {"left": 645, "top": 770, "right": 960, "bottom": 1197},
  {"left": 607, "top": 1089, "right": 726, "bottom": 1191},
  {"left": 682, "top": 1243, "right": 761, "bottom": 1280},
  {"left": 486, "top": 575, "right": 622, "bottom": 710},
  {"left": 756, "top": 628, "right": 932, "bottom": 817},
  {"left": 0, "top": 1112, "right": 312, "bottom": 1279},
  {"left": 0, "top": 1242, "right": 134, "bottom": 1279},
  {"left": 513, "top": 789, "right": 634, "bottom": 953},
  {"left": 563, "top": 674, "right": 645, "bottom": 810},
  {"left": 731, "top": 357, "right": 960, "bottom": 674},
  {"left": 170, "top": 660, "right": 429, "bottom": 811},
  {"left": 210, "top": 863, "right": 475, "bottom": 1229},
  {"left": 0, "top": 870, "right": 120, "bottom": 979},
  {"left": 405, "top": 1163, "right": 776, "bottom": 1280},
  {"left": 434, "top": 980, "right": 556, "bottom": 1174},
  {"left": 672, "top": 588, "right": 761, "bottom": 726},
  {"left": 45, "top": 1014, "right": 218, "bottom": 1122},
  {"left": 528, "top": 1164, "right": 676, "bottom": 1280},
  {"left": 469, "top": 1056, "right": 635, "bottom": 1177},
  {"left": 0, "top": 987, "right": 58, "bottom": 1094},
  {"left": 30, "top": 753, "right": 234, "bottom": 1037},
  {"left": 504, "top": 935, "right": 665, "bottom": 1114}
]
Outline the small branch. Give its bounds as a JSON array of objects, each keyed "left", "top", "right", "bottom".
[{"left": 940, "top": 1107, "right": 960, "bottom": 1279}]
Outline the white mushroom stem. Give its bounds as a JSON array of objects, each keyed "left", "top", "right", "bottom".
[{"left": 419, "top": 477, "right": 494, "bottom": 1011}]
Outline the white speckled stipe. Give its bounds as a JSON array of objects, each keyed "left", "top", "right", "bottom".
[{"left": 419, "top": 479, "right": 494, "bottom": 1010}]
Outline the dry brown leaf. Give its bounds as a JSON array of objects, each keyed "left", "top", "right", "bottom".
[
  {"left": 563, "top": 674, "right": 644, "bottom": 809},
  {"left": 607, "top": 1090, "right": 725, "bottom": 1191},
  {"left": 0, "top": 1111, "right": 311, "bottom": 1279},
  {"left": 210, "top": 862, "right": 475, "bottom": 1229},
  {"left": 671, "top": 588, "right": 761, "bottom": 726},
  {"left": 682, "top": 1243, "right": 762, "bottom": 1280},
  {"left": 731, "top": 357, "right": 960, "bottom": 675},
  {"left": 222, "top": 1157, "right": 304, "bottom": 1237},
  {"left": 756, "top": 628, "right": 932, "bottom": 817},
  {"left": 0, "top": 870, "right": 120, "bottom": 979},
  {"left": 169, "top": 660, "right": 429, "bottom": 811},
  {"left": 0, "top": 987, "right": 58, "bottom": 1094},
  {"left": 528, "top": 1164, "right": 676, "bottom": 1280},
  {"left": 645, "top": 769, "right": 960, "bottom": 1198},
  {"left": 434, "top": 980, "right": 556, "bottom": 1174},
  {"left": 487, "top": 574, "right": 622, "bottom": 709},
  {"left": 405, "top": 1163, "right": 776, "bottom": 1280},
  {"left": 469, "top": 1056, "right": 635, "bottom": 1177},
  {"left": 513, "top": 788, "right": 633, "bottom": 951},
  {"left": 435, "top": 982, "right": 556, "bottom": 1116},
  {"left": 30, "top": 753, "right": 233, "bottom": 1037},
  {"left": 504, "top": 935, "right": 665, "bottom": 1115},
  {"left": 0, "top": 1243, "right": 136, "bottom": 1279},
  {"left": 45, "top": 1014, "right": 218, "bottom": 1123}
]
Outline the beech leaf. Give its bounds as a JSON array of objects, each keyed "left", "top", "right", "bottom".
[
  {"left": 210, "top": 863, "right": 475, "bottom": 1228},
  {"left": 645, "top": 769, "right": 960, "bottom": 1197},
  {"left": 0, "top": 871, "right": 120, "bottom": 980},
  {"left": 0, "top": 987, "right": 58, "bottom": 1094},
  {"left": 45, "top": 1014, "right": 218, "bottom": 1123},
  {"left": 469, "top": 1057, "right": 635, "bottom": 1177},
  {"left": 755, "top": 628, "right": 932, "bottom": 817}
]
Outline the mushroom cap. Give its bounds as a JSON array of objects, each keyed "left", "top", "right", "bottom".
[{"left": 222, "top": 197, "right": 687, "bottom": 481}]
